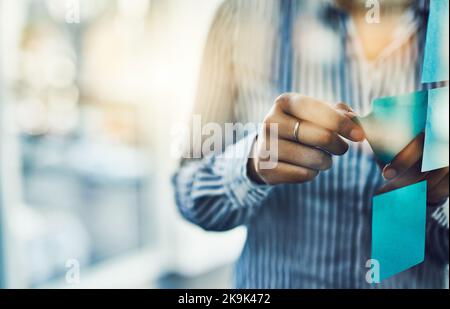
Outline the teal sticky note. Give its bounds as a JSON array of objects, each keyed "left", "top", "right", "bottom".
[
  {"left": 357, "top": 91, "right": 428, "bottom": 165},
  {"left": 423, "top": 87, "right": 450, "bottom": 172},
  {"left": 422, "top": 0, "right": 449, "bottom": 83},
  {"left": 372, "top": 181, "right": 427, "bottom": 282}
]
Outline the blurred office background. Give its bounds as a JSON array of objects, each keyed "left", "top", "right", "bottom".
[{"left": 0, "top": 0, "right": 246, "bottom": 289}]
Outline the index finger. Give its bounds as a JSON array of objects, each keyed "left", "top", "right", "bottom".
[{"left": 276, "top": 94, "right": 365, "bottom": 142}]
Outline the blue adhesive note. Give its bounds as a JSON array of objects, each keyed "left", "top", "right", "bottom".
[
  {"left": 356, "top": 91, "right": 428, "bottom": 165},
  {"left": 372, "top": 181, "right": 427, "bottom": 282},
  {"left": 423, "top": 87, "right": 450, "bottom": 172},
  {"left": 422, "top": 0, "right": 449, "bottom": 83}
]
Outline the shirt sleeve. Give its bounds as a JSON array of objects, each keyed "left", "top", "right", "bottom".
[
  {"left": 172, "top": 1, "right": 272, "bottom": 232},
  {"left": 426, "top": 200, "right": 449, "bottom": 265}
]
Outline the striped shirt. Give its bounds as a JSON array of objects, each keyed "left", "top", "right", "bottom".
[{"left": 173, "top": 0, "right": 449, "bottom": 288}]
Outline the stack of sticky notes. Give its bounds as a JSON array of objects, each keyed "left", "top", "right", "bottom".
[{"left": 358, "top": 0, "right": 449, "bottom": 283}]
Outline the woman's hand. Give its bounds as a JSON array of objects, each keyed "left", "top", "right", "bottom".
[
  {"left": 247, "top": 93, "right": 365, "bottom": 185},
  {"left": 380, "top": 133, "right": 449, "bottom": 204}
]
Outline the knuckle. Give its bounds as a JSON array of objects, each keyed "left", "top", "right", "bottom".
[
  {"left": 320, "top": 154, "right": 333, "bottom": 170},
  {"left": 313, "top": 152, "right": 331, "bottom": 170},
  {"left": 274, "top": 93, "right": 291, "bottom": 107},
  {"left": 335, "top": 102, "right": 347, "bottom": 110},
  {"left": 302, "top": 169, "right": 319, "bottom": 181},
  {"left": 263, "top": 112, "right": 275, "bottom": 126}
]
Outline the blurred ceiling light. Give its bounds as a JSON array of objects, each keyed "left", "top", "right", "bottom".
[
  {"left": 15, "top": 99, "right": 49, "bottom": 135},
  {"left": 47, "top": 103, "right": 79, "bottom": 135},
  {"left": 22, "top": 50, "right": 48, "bottom": 90},
  {"left": 117, "top": 0, "right": 151, "bottom": 19},
  {"left": 47, "top": 85, "right": 80, "bottom": 108},
  {"left": 22, "top": 34, "right": 76, "bottom": 90},
  {"left": 45, "top": 56, "right": 77, "bottom": 88}
]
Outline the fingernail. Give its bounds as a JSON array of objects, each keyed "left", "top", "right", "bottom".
[
  {"left": 350, "top": 129, "right": 364, "bottom": 141},
  {"left": 383, "top": 167, "right": 397, "bottom": 180}
]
